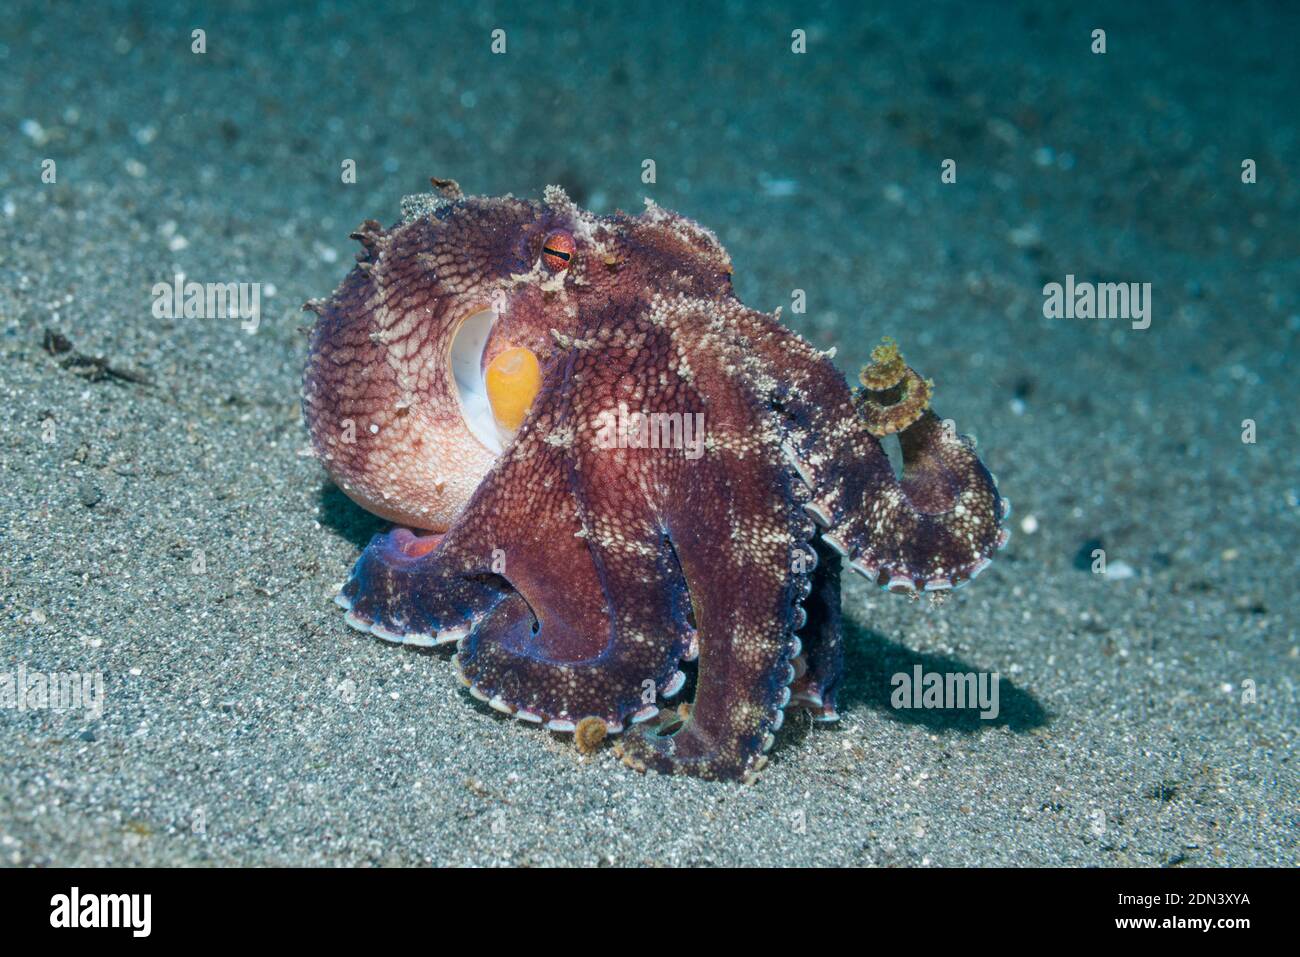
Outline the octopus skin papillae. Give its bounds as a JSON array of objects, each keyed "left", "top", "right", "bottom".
[{"left": 302, "top": 180, "right": 1009, "bottom": 782}]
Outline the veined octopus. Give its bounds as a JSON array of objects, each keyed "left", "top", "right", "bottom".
[{"left": 302, "top": 179, "right": 1008, "bottom": 781}]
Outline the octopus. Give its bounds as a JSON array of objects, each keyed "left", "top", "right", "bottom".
[{"left": 302, "top": 179, "right": 1009, "bottom": 782}]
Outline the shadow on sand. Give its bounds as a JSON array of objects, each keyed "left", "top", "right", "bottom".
[
  {"left": 316, "top": 483, "right": 388, "bottom": 551},
  {"left": 835, "top": 617, "right": 1049, "bottom": 733}
]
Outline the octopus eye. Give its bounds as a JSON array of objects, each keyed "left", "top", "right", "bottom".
[{"left": 541, "top": 230, "right": 576, "bottom": 271}]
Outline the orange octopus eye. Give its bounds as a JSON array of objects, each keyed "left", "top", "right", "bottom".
[{"left": 541, "top": 230, "right": 576, "bottom": 271}]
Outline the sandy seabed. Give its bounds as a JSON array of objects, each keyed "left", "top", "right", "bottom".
[{"left": 0, "top": 1, "right": 1295, "bottom": 865}]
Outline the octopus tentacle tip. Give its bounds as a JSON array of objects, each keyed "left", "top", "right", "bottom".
[
  {"left": 859, "top": 336, "right": 908, "bottom": 391},
  {"left": 614, "top": 742, "right": 647, "bottom": 774},
  {"left": 574, "top": 716, "right": 608, "bottom": 754},
  {"left": 857, "top": 336, "right": 933, "bottom": 437}
]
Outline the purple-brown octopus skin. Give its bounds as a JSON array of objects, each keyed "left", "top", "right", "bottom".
[{"left": 302, "top": 179, "right": 1009, "bottom": 782}]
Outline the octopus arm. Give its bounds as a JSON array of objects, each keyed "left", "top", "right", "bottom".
[
  {"left": 830, "top": 409, "right": 1005, "bottom": 591},
  {"left": 338, "top": 323, "right": 697, "bottom": 729},
  {"left": 609, "top": 298, "right": 813, "bottom": 780},
  {"left": 706, "top": 307, "right": 1005, "bottom": 592},
  {"left": 785, "top": 538, "right": 844, "bottom": 719}
]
